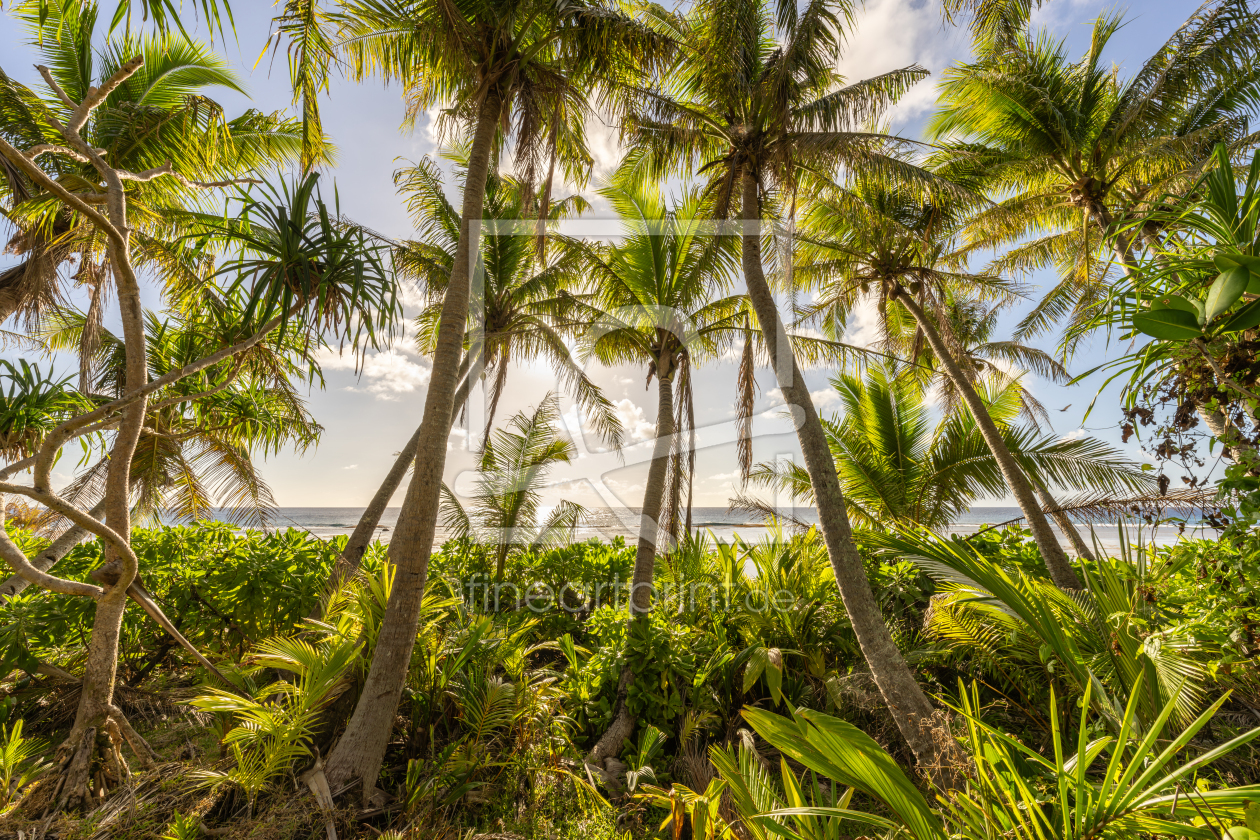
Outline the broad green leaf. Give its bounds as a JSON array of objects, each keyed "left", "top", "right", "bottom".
[
  {"left": 1213, "top": 253, "right": 1260, "bottom": 272},
  {"left": 1207, "top": 267, "right": 1251, "bottom": 321},
  {"left": 1220, "top": 298, "right": 1260, "bottom": 333},
  {"left": 1151, "top": 294, "right": 1200, "bottom": 315},
  {"left": 1132, "top": 309, "right": 1204, "bottom": 340},
  {"left": 1226, "top": 828, "right": 1260, "bottom": 840}
]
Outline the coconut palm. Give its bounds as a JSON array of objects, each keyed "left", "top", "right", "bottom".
[
  {"left": 796, "top": 172, "right": 1083, "bottom": 588},
  {"left": 0, "top": 0, "right": 309, "bottom": 334},
  {"left": 329, "top": 156, "right": 623, "bottom": 585},
  {"left": 439, "top": 393, "right": 584, "bottom": 584},
  {"left": 321, "top": 0, "right": 670, "bottom": 793},
  {"left": 739, "top": 366, "right": 1154, "bottom": 534},
  {"left": 929, "top": 1, "right": 1260, "bottom": 348},
  {"left": 577, "top": 176, "right": 743, "bottom": 760},
  {"left": 620, "top": 0, "right": 961, "bottom": 778}
]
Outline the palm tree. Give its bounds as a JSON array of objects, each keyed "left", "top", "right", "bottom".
[
  {"left": 796, "top": 172, "right": 1083, "bottom": 588},
  {"left": 739, "top": 366, "right": 1154, "bottom": 535},
  {"left": 440, "top": 393, "right": 584, "bottom": 584},
  {"left": 322, "top": 0, "right": 669, "bottom": 794},
  {"left": 929, "top": 1, "right": 1260, "bottom": 347},
  {"left": 577, "top": 176, "right": 743, "bottom": 760},
  {"left": 325, "top": 157, "right": 624, "bottom": 605},
  {"left": 623, "top": 0, "right": 960, "bottom": 777},
  {"left": 0, "top": 0, "right": 309, "bottom": 334}
]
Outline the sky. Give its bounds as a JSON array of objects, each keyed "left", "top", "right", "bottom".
[{"left": 0, "top": 0, "right": 1213, "bottom": 513}]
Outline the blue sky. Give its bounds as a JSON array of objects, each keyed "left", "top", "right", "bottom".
[{"left": 0, "top": 0, "right": 1211, "bottom": 510}]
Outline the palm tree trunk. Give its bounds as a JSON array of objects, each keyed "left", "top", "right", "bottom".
[
  {"left": 323, "top": 90, "right": 502, "bottom": 800},
  {"left": 739, "top": 173, "right": 957, "bottom": 786},
  {"left": 1033, "top": 484, "right": 1096, "bottom": 562},
  {"left": 318, "top": 351, "right": 479, "bottom": 607},
  {"left": 894, "top": 287, "right": 1082, "bottom": 590},
  {"left": 587, "top": 362, "right": 675, "bottom": 766}
]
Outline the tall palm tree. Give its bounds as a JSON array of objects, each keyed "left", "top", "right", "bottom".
[
  {"left": 328, "top": 157, "right": 622, "bottom": 583},
  {"left": 322, "top": 0, "right": 669, "bottom": 794},
  {"left": 578, "top": 176, "right": 743, "bottom": 761},
  {"left": 740, "top": 366, "right": 1153, "bottom": 534},
  {"left": 440, "top": 393, "right": 584, "bottom": 584},
  {"left": 929, "top": 1, "right": 1260, "bottom": 347},
  {"left": 623, "top": 0, "right": 960, "bottom": 777},
  {"left": 796, "top": 173, "right": 1083, "bottom": 588},
  {"left": 0, "top": 0, "right": 309, "bottom": 334}
]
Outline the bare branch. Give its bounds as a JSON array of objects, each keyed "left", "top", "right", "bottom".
[
  {"left": 33, "top": 65, "right": 76, "bottom": 111},
  {"left": 0, "top": 488, "right": 107, "bottom": 599},
  {"left": 31, "top": 306, "right": 297, "bottom": 491},
  {"left": 47, "top": 56, "right": 145, "bottom": 136},
  {"left": 0, "top": 137, "right": 121, "bottom": 242},
  {"left": 26, "top": 144, "right": 93, "bottom": 163},
  {"left": 115, "top": 161, "right": 262, "bottom": 190}
]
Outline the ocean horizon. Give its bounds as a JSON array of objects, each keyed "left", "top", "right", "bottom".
[{"left": 181, "top": 505, "right": 1214, "bottom": 551}]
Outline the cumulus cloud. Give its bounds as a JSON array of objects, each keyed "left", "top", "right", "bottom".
[
  {"left": 316, "top": 348, "right": 431, "bottom": 400},
  {"left": 613, "top": 398, "right": 657, "bottom": 442},
  {"left": 344, "top": 464, "right": 358, "bottom": 470}
]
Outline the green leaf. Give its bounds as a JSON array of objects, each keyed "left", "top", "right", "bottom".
[
  {"left": 1246, "top": 800, "right": 1260, "bottom": 831},
  {"left": 1132, "top": 309, "right": 1204, "bottom": 340},
  {"left": 1220, "top": 298, "right": 1260, "bottom": 334},
  {"left": 1151, "top": 294, "right": 1200, "bottom": 315},
  {"left": 1207, "top": 267, "right": 1252, "bottom": 321},
  {"left": 1226, "top": 828, "right": 1260, "bottom": 840},
  {"left": 1213, "top": 253, "right": 1260, "bottom": 272}
]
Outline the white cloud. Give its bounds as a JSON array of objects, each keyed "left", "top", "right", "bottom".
[
  {"left": 344, "top": 464, "right": 358, "bottom": 470},
  {"left": 810, "top": 388, "right": 842, "bottom": 410},
  {"left": 613, "top": 398, "right": 657, "bottom": 442},
  {"left": 316, "top": 347, "right": 431, "bottom": 400}
]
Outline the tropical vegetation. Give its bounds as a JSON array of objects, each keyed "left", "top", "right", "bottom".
[{"left": 0, "top": 0, "right": 1257, "bottom": 838}]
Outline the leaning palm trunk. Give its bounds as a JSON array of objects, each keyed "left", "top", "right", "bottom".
[
  {"left": 1033, "top": 484, "right": 1096, "bottom": 562},
  {"left": 893, "top": 286, "right": 1082, "bottom": 590},
  {"left": 323, "top": 92, "right": 502, "bottom": 799},
  {"left": 319, "top": 352, "right": 478, "bottom": 604},
  {"left": 739, "top": 175, "right": 958, "bottom": 787},
  {"left": 587, "top": 361, "right": 675, "bottom": 765}
]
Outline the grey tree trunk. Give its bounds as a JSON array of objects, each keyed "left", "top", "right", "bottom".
[
  {"left": 323, "top": 91, "right": 502, "bottom": 799},
  {"left": 319, "top": 353, "right": 478, "bottom": 607},
  {"left": 587, "top": 363, "right": 675, "bottom": 765},
  {"left": 56, "top": 163, "right": 150, "bottom": 810},
  {"left": 739, "top": 174, "right": 956, "bottom": 785},
  {"left": 895, "top": 288, "right": 1082, "bottom": 591}
]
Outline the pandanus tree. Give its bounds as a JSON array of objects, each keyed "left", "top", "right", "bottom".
[
  {"left": 440, "top": 393, "right": 584, "bottom": 584},
  {"left": 740, "top": 366, "right": 1153, "bottom": 534},
  {"left": 0, "top": 0, "right": 309, "bottom": 337},
  {"left": 321, "top": 0, "right": 670, "bottom": 796},
  {"left": 795, "top": 174, "right": 1085, "bottom": 587},
  {"left": 929, "top": 0, "right": 1260, "bottom": 348},
  {"left": 0, "top": 43, "right": 394, "bottom": 804},
  {"left": 577, "top": 177, "right": 743, "bottom": 761},
  {"left": 623, "top": 0, "right": 961, "bottom": 776},
  {"left": 329, "top": 156, "right": 623, "bottom": 584}
]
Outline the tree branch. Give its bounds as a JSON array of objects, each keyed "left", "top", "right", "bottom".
[
  {"left": 0, "top": 137, "right": 121, "bottom": 243},
  {"left": 31, "top": 307, "right": 295, "bottom": 491},
  {"left": 0, "top": 494, "right": 104, "bottom": 599}
]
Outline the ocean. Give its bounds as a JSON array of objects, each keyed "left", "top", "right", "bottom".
[{"left": 211, "top": 506, "right": 1211, "bottom": 552}]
